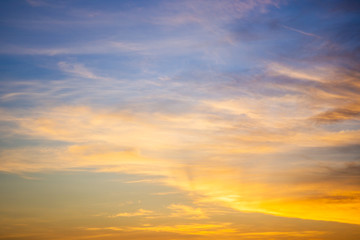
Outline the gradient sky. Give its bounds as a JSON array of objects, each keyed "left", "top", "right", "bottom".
[{"left": 0, "top": 0, "right": 360, "bottom": 239}]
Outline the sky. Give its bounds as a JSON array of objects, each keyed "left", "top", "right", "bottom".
[{"left": 0, "top": 0, "right": 360, "bottom": 239}]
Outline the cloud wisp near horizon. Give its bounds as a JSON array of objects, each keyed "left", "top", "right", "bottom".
[{"left": 0, "top": 0, "right": 360, "bottom": 239}]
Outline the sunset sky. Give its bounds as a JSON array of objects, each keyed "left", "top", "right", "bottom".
[{"left": 0, "top": 0, "right": 360, "bottom": 239}]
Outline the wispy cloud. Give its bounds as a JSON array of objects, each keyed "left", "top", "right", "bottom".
[
  {"left": 86, "top": 223, "right": 237, "bottom": 236},
  {"left": 1, "top": 1, "right": 360, "bottom": 237},
  {"left": 25, "top": 0, "right": 48, "bottom": 7},
  {"left": 84, "top": 224, "right": 326, "bottom": 239},
  {"left": 111, "top": 209, "right": 154, "bottom": 217},
  {"left": 1, "top": 58, "right": 359, "bottom": 226},
  {"left": 58, "top": 61, "right": 111, "bottom": 81},
  {"left": 267, "top": 63, "right": 326, "bottom": 82},
  {"left": 282, "top": 24, "right": 321, "bottom": 38},
  {"left": 311, "top": 103, "right": 360, "bottom": 123},
  {"left": 0, "top": 41, "right": 143, "bottom": 56},
  {"left": 167, "top": 204, "right": 208, "bottom": 219}
]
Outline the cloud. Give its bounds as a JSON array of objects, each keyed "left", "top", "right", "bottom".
[
  {"left": 111, "top": 209, "right": 154, "bottom": 217},
  {"left": 26, "top": 0, "right": 47, "bottom": 7},
  {"left": 1, "top": 57, "right": 360, "bottom": 224},
  {"left": 58, "top": 61, "right": 111, "bottom": 81},
  {"left": 261, "top": 62, "right": 360, "bottom": 125},
  {"left": 1, "top": 0, "right": 360, "bottom": 227},
  {"left": 0, "top": 41, "right": 144, "bottom": 56},
  {"left": 237, "top": 231, "right": 326, "bottom": 237},
  {"left": 87, "top": 223, "right": 237, "bottom": 236},
  {"left": 0, "top": 95, "right": 360, "bottom": 224},
  {"left": 156, "top": 0, "right": 281, "bottom": 26},
  {"left": 282, "top": 24, "right": 321, "bottom": 38},
  {"left": 84, "top": 224, "right": 326, "bottom": 239},
  {"left": 311, "top": 103, "right": 360, "bottom": 123},
  {"left": 167, "top": 204, "right": 208, "bottom": 219},
  {"left": 267, "top": 63, "right": 326, "bottom": 82}
]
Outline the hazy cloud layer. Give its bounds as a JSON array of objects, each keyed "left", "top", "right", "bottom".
[{"left": 0, "top": 0, "right": 360, "bottom": 239}]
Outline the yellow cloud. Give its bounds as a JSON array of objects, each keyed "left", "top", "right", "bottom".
[
  {"left": 167, "top": 204, "right": 208, "bottom": 219},
  {"left": 111, "top": 209, "right": 154, "bottom": 217},
  {"left": 268, "top": 63, "right": 326, "bottom": 82},
  {"left": 1, "top": 74, "right": 359, "bottom": 227},
  {"left": 87, "top": 223, "right": 237, "bottom": 236}
]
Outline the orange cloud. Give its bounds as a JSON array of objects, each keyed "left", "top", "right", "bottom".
[{"left": 1, "top": 63, "right": 359, "bottom": 226}]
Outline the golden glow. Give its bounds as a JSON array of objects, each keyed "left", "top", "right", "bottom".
[
  {"left": 1, "top": 1, "right": 360, "bottom": 239},
  {"left": 1, "top": 90, "right": 360, "bottom": 225}
]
